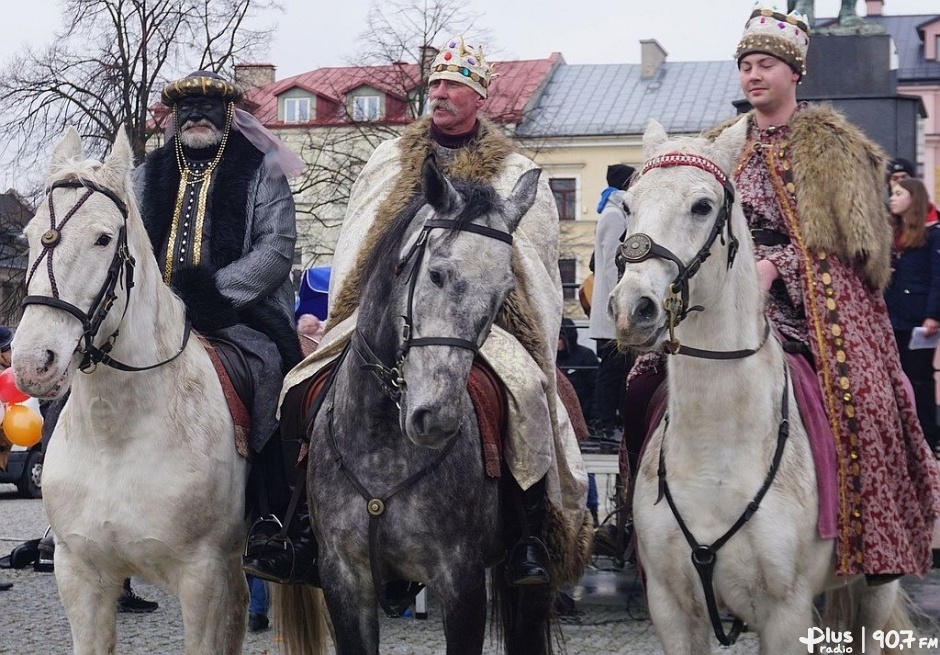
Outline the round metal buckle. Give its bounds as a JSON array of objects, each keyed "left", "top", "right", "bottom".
[
  {"left": 41, "top": 229, "right": 61, "bottom": 247},
  {"left": 619, "top": 233, "right": 653, "bottom": 262},
  {"left": 367, "top": 498, "right": 386, "bottom": 516}
]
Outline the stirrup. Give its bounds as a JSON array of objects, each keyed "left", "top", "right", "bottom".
[
  {"left": 506, "top": 536, "right": 551, "bottom": 587},
  {"left": 244, "top": 515, "right": 285, "bottom": 558}
]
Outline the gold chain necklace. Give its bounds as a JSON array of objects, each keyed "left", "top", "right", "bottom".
[{"left": 163, "top": 102, "right": 234, "bottom": 283}]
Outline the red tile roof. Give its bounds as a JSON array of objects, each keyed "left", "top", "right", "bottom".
[
  {"left": 241, "top": 54, "right": 562, "bottom": 128},
  {"left": 483, "top": 53, "right": 563, "bottom": 124}
]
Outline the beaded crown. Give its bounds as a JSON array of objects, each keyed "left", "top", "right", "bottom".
[
  {"left": 428, "top": 36, "right": 493, "bottom": 99},
  {"left": 734, "top": 1, "right": 810, "bottom": 78}
]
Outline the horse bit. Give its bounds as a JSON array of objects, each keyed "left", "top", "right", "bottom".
[
  {"left": 617, "top": 153, "right": 789, "bottom": 646},
  {"left": 21, "top": 180, "right": 191, "bottom": 373}
]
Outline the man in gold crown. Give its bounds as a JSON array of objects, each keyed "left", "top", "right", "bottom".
[
  {"left": 260, "top": 36, "right": 590, "bottom": 588},
  {"left": 708, "top": 0, "right": 940, "bottom": 579},
  {"left": 133, "top": 70, "right": 310, "bottom": 576}
]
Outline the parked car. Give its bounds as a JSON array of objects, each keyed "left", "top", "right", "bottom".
[{"left": 0, "top": 441, "right": 42, "bottom": 498}]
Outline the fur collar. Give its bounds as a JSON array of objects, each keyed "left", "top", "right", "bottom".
[
  {"left": 330, "top": 116, "right": 516, "bottom": 325},
  {"left": 139, "top": 130, "right": 264, "bottom": 271},
  {"left": 706, "top": 105, "right": 891, "bottom": 289}
]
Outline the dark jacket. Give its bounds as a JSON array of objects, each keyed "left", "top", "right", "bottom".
[
  {"left": 556, "top": 319, "right": 599, "bottom": 422},
  {"left": 885, "top": 224, "right": 940, "bottom": 331}
]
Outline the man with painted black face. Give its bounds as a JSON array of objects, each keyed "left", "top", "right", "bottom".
[
  {"left": 133, "top": 71, "right": 309, "bottom": 581},
  {"left": 272, "top": 36, "right": 590, "bottom": 590}
]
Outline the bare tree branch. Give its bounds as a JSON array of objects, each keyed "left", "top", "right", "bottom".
[{"left": 0, "top": 0, "right": 281, "bottom": 181}]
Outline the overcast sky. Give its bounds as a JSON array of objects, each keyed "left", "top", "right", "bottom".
[{"left": 2, "top": 0, "right": 940, "bottom": 79}]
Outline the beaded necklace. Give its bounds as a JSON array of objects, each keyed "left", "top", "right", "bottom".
[{"left": 163, "top": 102, "right": 233, "bottom": 284}]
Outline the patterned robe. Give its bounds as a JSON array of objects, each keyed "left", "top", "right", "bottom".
[{"left": 734, "top": 104, "right": 940, "bottom": 575}]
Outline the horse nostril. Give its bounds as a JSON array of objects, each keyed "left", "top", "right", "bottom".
[
  {"left": 44, "top": 349, "right": 56, "bottom": 371},
  {"left": 411, "top": 408, "right": 430, "bottom": 435},
  {"left": 634, "top": 297, "right": 657, "bottom": 323}
]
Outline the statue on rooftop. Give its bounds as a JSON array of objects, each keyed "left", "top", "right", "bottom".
[{"left": 788, "top": 0, "right": 883, "bottom": 35}]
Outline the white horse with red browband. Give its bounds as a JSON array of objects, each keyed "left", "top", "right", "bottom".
[
  {"left": 13, "top": 128, "right": 249, "bottom": 655},
  {"left": 609, "top": 118, "right": 911, "bottom": 654}
]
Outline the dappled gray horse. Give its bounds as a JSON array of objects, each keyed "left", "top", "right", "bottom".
[{"left": 276, "top": 157, "right": 555, "bottom": 655}]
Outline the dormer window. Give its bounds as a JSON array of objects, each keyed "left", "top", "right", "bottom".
[
  {"left": 352, "top": 94, "right": 381, "bottom": 121},
  {"left": 284, "top": 97, "right": 311, "bottom": 123}
]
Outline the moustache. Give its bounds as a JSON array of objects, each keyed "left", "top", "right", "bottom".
[
  {"left": 182, "top": 119, "right": 217, "bottom": 131},
  {"left": 431, "top": 100, "right": 457, "bottom": 114}
]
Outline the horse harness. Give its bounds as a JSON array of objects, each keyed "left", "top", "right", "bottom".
[
  {"left": 616, "top": 153, "right": 743, "bottom": 356},
  {"left": 355, "top": 217, "right": 513, "bottom": 406},
  {"left": 21, "top": 180, "right": 191, "bottom": 373},
  {"left": 622, "top": 153, "right": 792, "bottom": 645},
  {"left": 330, "top": 217, "right": 513, "bottom": 616}
]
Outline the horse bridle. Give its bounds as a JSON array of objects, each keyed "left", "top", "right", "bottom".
[
  {"left": 615, "top": 153, "right": 746, "bottom": 356},
  {"left": 21, "top": 180, "right": 191, "bottom": 373},
  {"left": 625, "top": 156, "right": 787, "bottom": 645},
  {"left": 355, "top": 217, "right": 513, "bottom": 404},
  {"left": 340, "top": 217, "right": 513, "bottom": 616}
]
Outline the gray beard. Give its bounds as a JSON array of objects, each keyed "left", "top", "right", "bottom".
[{"left": 180, "top": 125, "right": 222, "bottom": 149}]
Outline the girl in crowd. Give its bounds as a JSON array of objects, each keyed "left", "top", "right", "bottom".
[{"left": 885, "top": 178, "right": 940, "bottom": 452}]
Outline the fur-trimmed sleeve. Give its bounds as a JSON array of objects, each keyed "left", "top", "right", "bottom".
[{"left": 789, "top": 106, "right": 892, "bottom": 290}]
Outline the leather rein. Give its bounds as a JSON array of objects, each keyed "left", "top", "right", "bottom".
[
  {"left": 622, "top": 153, "right": 790, "bottom": 645},
  {"left": 21, "top": 179, "right": 191, "bottom": 373},
  {"left": 334, "top": 216, "right": 513, "bottom": 616}
]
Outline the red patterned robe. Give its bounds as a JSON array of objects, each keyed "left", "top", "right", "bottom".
[{"left": 735, "top": 105, "right": 940, "bottom": 575}]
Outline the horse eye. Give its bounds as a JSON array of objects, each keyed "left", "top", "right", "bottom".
[
  {"left": 428, "top": 269, "right": 444, "bottom": 287},
  {"left": 621, "top": 201, "right": 631, "bottom": 217},
  {"left": 691, "top": 200, "right": 712, "bottom": 216},
  {"left": 95, "top": 234, "right": 112, "bottom": 247}
]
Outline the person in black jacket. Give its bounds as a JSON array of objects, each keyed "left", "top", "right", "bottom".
[
  {"left": 556, "top": 318, "right": 599, "bottom": 425},
  {"left": 885, "top": 178, "right": 940, "bottom": 451}
]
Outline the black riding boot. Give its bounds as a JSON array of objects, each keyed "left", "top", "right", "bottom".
[
  {"left": 506, "top": 476, "right": 551, "bottom": 586},
  {"left": 242, "top": 421, "right": 320, "bottom": 587},
  {"left": 243, "top": 503, "right": 320, "bottom": 587}
]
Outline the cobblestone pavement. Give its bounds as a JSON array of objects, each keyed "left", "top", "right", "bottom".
[{"left": 2, "top": 487, "right": 939, "bottom": 654}]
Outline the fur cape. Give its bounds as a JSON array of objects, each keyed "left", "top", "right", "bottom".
[
  {"left": 139, "top": 132, "right": 301, "bottom": 372},
  {"left": 329, "top": 116, "right": 548, "bottom": 370},
  {"left": 706, "top": 105, "right": 892, "bottom": 291}
]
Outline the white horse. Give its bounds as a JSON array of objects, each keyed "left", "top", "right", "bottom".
[
  {"left": 13, "top": 128, "right": 249, "bottom": 655},
  {"left": 609, "top": 118, "right": 908, "bottom": 654}
]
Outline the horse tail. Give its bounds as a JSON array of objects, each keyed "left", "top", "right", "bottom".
[
  {"left": 272, "top": 584, "right": 331, "bottom": 655},
  {"left": 822, "top": 581, "right": 931, "bottom": 654},
  {"left": 489, "top": 565, "right": 554, "bottom": 655}
]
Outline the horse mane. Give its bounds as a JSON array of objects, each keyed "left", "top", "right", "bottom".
[{"left": 357, "top": 178, "right": 502, "bottom": 302}]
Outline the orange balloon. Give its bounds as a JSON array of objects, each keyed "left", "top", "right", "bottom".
[{"left": 2, "top": 404, "right": 42, "bottom": 448}]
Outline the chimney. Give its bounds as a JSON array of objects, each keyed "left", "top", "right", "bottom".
[
  {"left": 419, "top": 45, "right": 439, "bottom": 77},
  {"left": 640, "top": 40, "right": 668, "bottom": 79},
  {"left": 234, "top": 63, "right": 276, "bottom": 90},
  {"left": 865, "top": 0, "right": 883, "bottom": 16}
]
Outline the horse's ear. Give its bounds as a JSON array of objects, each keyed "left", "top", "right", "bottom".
[
  {"left": 101, "top": 126, "right": 133, "bottom": 188},
  {"left": 711, "top": 117, "right": 748, "bottom": 172},
  {"left": 49, "top": 128, "right": 83, "bottom": 176},
  {"left": 422, "top": 154, "right": 460, "bottom": 214},
  {"left": 642, "top": 120, "right": 669, "bottom": 160},
  {"left": 504, "top": 167, "right": 541, "bottom": 232}
]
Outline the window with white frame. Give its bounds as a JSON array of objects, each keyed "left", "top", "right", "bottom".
[
  {"left": 284, "top": 97, "right": 310, "bottom": 123},
  {"left": 352, "top": 94, "right": 381, "bottom": 122}
]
